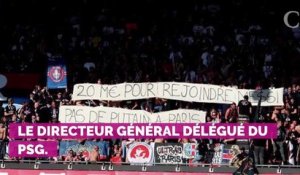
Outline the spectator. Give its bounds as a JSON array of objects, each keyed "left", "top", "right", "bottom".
[
  {"left": 111, "top": 144, "right": 122, "bottom": 164},
  {"left": 272, "top": 120, "right": 286, "bottom": 164},
  {"left": 192, "top": 140, "right": 208, "bottom": 163},
  {"left": 0, "top": 122, "right": 6, "bottom": 139},
  {"left": 88, "top": 146, "right": 100, "bottom": 163},
  {"left": 19, "top": 101, "right": 33, "bottom": 123},
  {"left": 0, "top": 101, "right": 4, "bottom": 119},
  {"left": 251, "top": 139, "right": 268, "bottom": 165},
  {"left": 49, "top": 100, "right": 59, "bottom": 120},
  {"left": 208, "top": 108, "right": 221, "bottom": 123},
  {"left": 4, "top": 98, "right": 16, "bottom": 118},
  {"left": 286, "top": 122, "right": 300, "bottom": 165},
  {"left": 64, "top": 149, "right": 76, "bottom": 162},
  {"left": 74, "top": 151, "right": 83, "bottom": 162},
  {"left": 0, "top": 122, "right": 6, "bottom": 159},
  {"left": 238, "top": 95, "right": 252, "bottom": 122},
  {"left": 225, "top": 102, "right": 238, "bottom": 123},
  {"left": 10, "top": 114, "right": 18, "bottom": 123}
]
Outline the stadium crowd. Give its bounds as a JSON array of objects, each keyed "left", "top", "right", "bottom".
[{"left": 1, "top": 0, "right": 300, "bottom": 168}]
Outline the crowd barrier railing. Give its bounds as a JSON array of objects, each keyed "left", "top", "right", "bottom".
[{"left": 1, "top": 160, "right": 300, "bottom": 174}]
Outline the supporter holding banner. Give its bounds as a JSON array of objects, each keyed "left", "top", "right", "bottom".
[
  {"left": 72, "top": 83, "right": 283, "bottom": 106},
  {"left": 59, "top": 106, "right": 207, "bottom": 123},
  {"left": 47, "top": 56, "right": 67, "bottom": 89}
]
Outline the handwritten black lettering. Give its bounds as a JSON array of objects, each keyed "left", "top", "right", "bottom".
[
  {"left": 124, "top": 84, "right": 133, "bottom": 98},
  {"left": 147, "top": 83, "right": 155, "bottom": 97},
  {"left": 191, "top": 114, "right": 200, "bottom": 123},
  {"left": 171, "top": 83, "right": 180, "bottom": 97},
  {"left": 168, "top": 114, "right": 176, "bottom": 122},
  {"left": 65, "top": 109, "right": 85, "bottom": 123},
  {"left": 132, "top": 84, "right": 141, "bottom": 97},
  {"left": 225, "top": 89, "right": 233, "bottom": 102},
  {"left": 110, "top": 112, "right": 119, "bottom": 123},
  {"left": 203, "top": 87, "right": 210, "bottom": 100},
  {"left": 100, "top": 85, "right": 109, "bottom": 98},
  {"left": 181, "top": 84, "right": 189, "bottom": 97},
  {"left": 109, "top": 85, "right": 120, "bottom": 98},
  {"left": 217, "top": 88, "right": 224, "bottom": 101},
  {"left": 77, "top": 85, "right": 86, "bottom": 96},
  {"left": 209, "top": 88, "right": 216, "bottom": 100},
  {"left": 163, "top": 83, "right": 171, "bottom": 96},
  {"left": 86, "top": 85, "right": 95, "bottom": 97},
  {"left": 189, "top": 86, "right": 199, "bottom": 98}
]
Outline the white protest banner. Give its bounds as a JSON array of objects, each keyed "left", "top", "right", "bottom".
[
  {"left": 236, "top": 88, "right": 283, "bottom": 106},
  {"left": 155, "top": 82, "right": 236, "bottom": 104},
  {"left": 72, "top": 83, "right": 156, "bottom": 101},
  {"left": 72, "top": 82, "right": 284, "bottom": 106},
  {"left": 59, "top": 106, "right": 207, "bottom": 123}
]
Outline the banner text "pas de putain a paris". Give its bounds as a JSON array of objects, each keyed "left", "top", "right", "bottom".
[{"left": 59, "top": 106, "right": 206, "bottom": 123}]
